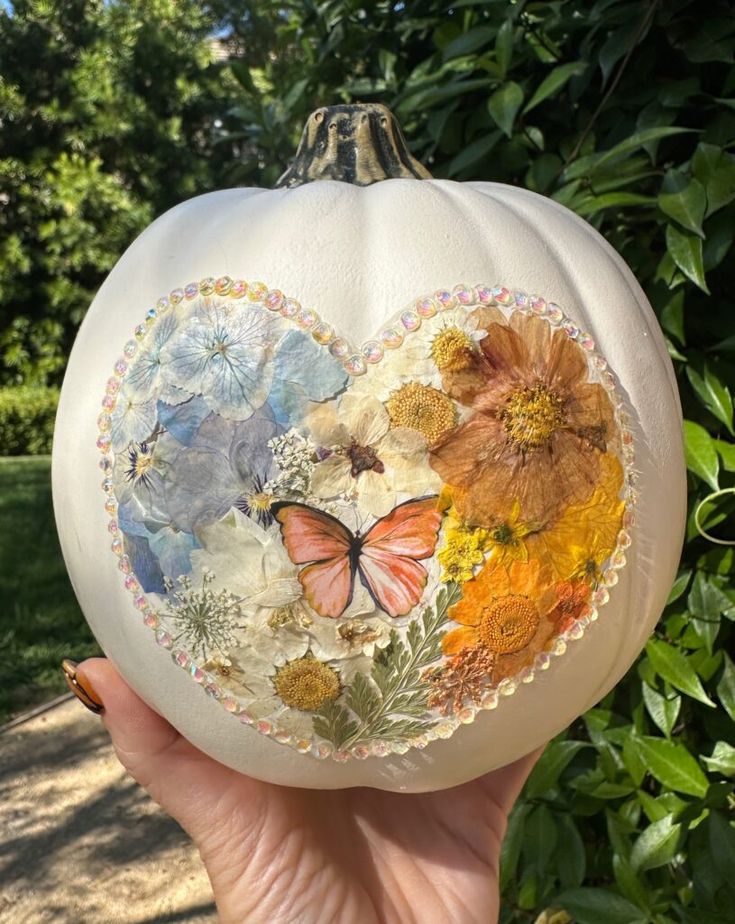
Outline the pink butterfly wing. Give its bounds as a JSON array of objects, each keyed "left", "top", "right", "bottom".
[
  {"left": 358, "top": 497, "right": 443, "bottom": 617},
  {"left": 273, "top": 503, "right": 355, "bottom": 618}
]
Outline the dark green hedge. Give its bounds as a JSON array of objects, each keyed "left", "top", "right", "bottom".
[{"left": 0, "top": 387, "right": 59, "bottom": 455}]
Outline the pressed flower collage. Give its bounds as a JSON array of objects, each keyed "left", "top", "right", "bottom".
[{"left": 97, "top": 278, "right": 636, "bottom": 760}]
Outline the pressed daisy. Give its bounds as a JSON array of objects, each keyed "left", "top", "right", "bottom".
[
  {"left": 484, "top": 499, "right": 537, "bottom": 566},
  {"left": 307, "top": 393, "right": 441, "bottom": 517},
  {"left": 528, "top": 453, "right": 625, "bottom": 582},
  {"left": 420, "top": 308, "right": 489, "bottom": 375},
  {"left": 385, "top": 382, "right": 457, "bottom": 447},
  {"left": 442, "top": 557, "right": 556, "bottom": 656},
  {"left": 431, "top": 311, "right": 618, "bottom": 525},
  {"left": 274, "top": 656, "right": 341, "bottom": 711}
]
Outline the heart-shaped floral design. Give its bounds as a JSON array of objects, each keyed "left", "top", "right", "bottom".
[{"left": 96, "top": 278, "right": 635, "bottom": 761}]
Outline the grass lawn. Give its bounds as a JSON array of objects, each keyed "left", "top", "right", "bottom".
[{"left": 0, "top": 456, "right": 100, "bottom": 723}]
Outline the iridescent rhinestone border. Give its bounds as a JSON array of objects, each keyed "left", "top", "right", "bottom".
[{"left": 96, "top": 277, "right": 637, "bottom": 762}]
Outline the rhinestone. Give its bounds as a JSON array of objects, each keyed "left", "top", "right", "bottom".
[
  {"left": 458, "top": 707, "right": 475, "bottom": 724},
  {"left": 344, "top": 354, "right": 367, "bottom": 376},
  {"left": 435, "top": 288, "right": 456, "bottom": 309},
  {"left": 603, "top": 567, "right": 619, "bottom": 586},
  {"left": 172, "top": 650, "right": 190, "bottom": 669},
  {"left": 480, "top": 691, "right": 499, "bottom": 710},
  {"left": 351, "top": 745, "right": 370, "bottom": 760},
  {"left": 415, "top": 296, "right": 437, "bottom": 318},
  {"left": 579, "top": 333, "right": 595, "bottom": 351},
  {"left": 562, "top": 321, "right": 579, "bottom": 339},
  {"left": 520, "top": 667, "right": 535, "bottom": 684},
  {"left": 239, "top": 710, "right": 255, "bottom": 725},
  {"left": 134, "top": 324, "right": 147, "bottom": 340},
  {"left": 143, "top": 611, "right": 159, "bottom": 629},
  {"left": 124, "top": 574, "right": 140, "bottom": 592},
  {"left": 530, "top": 295, "right": 547, "bottom": 315},
  {"left": 99, "top": 456, "right": 113, "bottom": 472},
  {"left": 230, "top": 279, "right": 248, "bottom": 299},
  {"left": 498, "top": 678, "right": 517, "bottom": 697},
  {"left": 400, "top": 310, "right": 421, "bottom": 331},
  {"left": 101, "top": 394, "right": 115, "bottom": 410},
  {"left": 199, "top": 277, "right": 215, "bottom": 296},
  {"left": 361, "top": 340, "right": 383, "bottom": 363},
  {"left": 453, "top": 284, "right": 474, "bottom": 305},
  {"left": 118, "top": 556, "right": 132, "bottom": 574},
  {"left": 221, "top": 697, "right": 240, "bottom": 713},
  {"left": 156, "top": 296, "right": 171, "bottom": 312},
  {"left": 593, "top": 354, "right": 607, "bottom": 372},
  {"left": 475, "top": 284, "right": 493, "bottom": 304},
  {"left": 274, "top": 729, "right": 291, "bottom": 744},
  {"left": 295, "top": 739, "right": 312, "bottom": 754},
  {"left": 536, "top": 652, "right": 552, "bottom": 671},
  {"left": 566, "top": 621, "right": 585, "bottom": 641},
  {"left": 145, "top": 308, "right": 157, "bottom": 324},
  {"left": 133, "top": 594, "right": 148, "bottom": 610},
  {"left": 329, "top": 338, "right": 350, "bottom": 359},
  {"left": 101, "top": 478, "right": 114, "bottom": 494},
  {"left": 104, "top": 497, "right": 117, "bottom": 515},
  {"left": 552, "top": 638, "right": 567, "bottom": 656},
  {"left": 215, "top": 276, "right": 233, "bottom": 295},
  {"left": 111, "top": 536, "right": 123, "bottom": 556},
  {"left": 312, "top": 321, "right": 333, "bottom": 345},
  {"left": 204, "top": 681, "right": 223, "bottom": 699},
  {"left": 170, "top": 287, "right": 185, "bottom": 304},
  {"left": 257, "top": 719, "right": 272, "bottom": 734},
  {"left": 492, "top": 286, "right": 513, "bottom": 305},
  {"left": 547, "top": 302, "right": 563, "bottom": 322},
  {"left": 612, "top": 549, "right": 627, "bottom": 568},
  {"left": 592, "top": 586, "right": 609, "bottom": 607},
  {"left": 280, "top": 297, "right": 300, "bottom": 318},
  {"left": 184, "top": 282, "right": 199, "bottom": 299},
  {"left": 190, "top": 665, "right": 205, "bottom": 683},
  {"left": 96, "top": 434, "right": 112, "bottom": 452},
  {"left": 514, "top": 291, "right": 529, "bottom": 308},
  {"left": 155, "top": 629, "right": 173, "bottom": 648},
  {"left": 97, "top": 413, "right": 112, "bottom": 432},
  {"left": 617, "top": 529, "right": 632, "bottom": 549},
  {"left": 298, "top": 309, "right": 317, "bottom": 329},
  {"left": 264, "top": 289, "right": 284, "bottom": 311},
  {"left": 247, "top": 281, "right": 268, "bottom": 301},
  {"left": 371, "top": 741, "right": 391, "bottom": 756},
  {"left": 314, "top": 743, "right": 332, "bottom": 760},
  {"left": 107, "top": 519, "right": 119, "bottom": 534},
  {"left": 123, "top": 340, "right": 137, "bottom": 358},
  {"left": 106, "top": 376, "right": 121, "bottom": 394},
  {"left": 623, "top": 508, "right": 636, "bottom": 528},
  {"left": 114, "top": 359, "right": 128, "bottom": 376},
  {"left": 380, "top": 327, "right": 403, "bottom": 349},
  {"left": 391, "top": 740, "right": 409, "bottom": 755}
]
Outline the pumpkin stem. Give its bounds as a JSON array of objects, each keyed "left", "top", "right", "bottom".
[{"left": 276, "top": 103, "right": 432, "bottom": 188}]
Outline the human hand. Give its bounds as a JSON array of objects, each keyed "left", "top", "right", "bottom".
[{"left": 66, "top": 657, "right": 539, "bottom": 924}]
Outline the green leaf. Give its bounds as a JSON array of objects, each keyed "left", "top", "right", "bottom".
[
  {"left": 312, "top": 700, "right": 358, "bottom": 750},
  {"left": 564, "top": 127, "right": 694, "bottom": 180},
  {"left": 524, "top": 739, "right": 588, "bottom": 798},
  {"left": 630, "top": 815, "right": 681, "bottom": 871},
  {"left": 686, "top": 364, "right": 735, "bottom": 435},
  {"left": 495, "top": 18, "right": 514, "bottom": 77},
  {"left": 666, "top": 569, "right": 692, "bottom": 605},
  {"left": 666, "top": 224, "right": 710, "bottom": 293},
  {"left": 442, "top": 25, "right": 495, "bottom": 61},
  {"left": 487, "top": 82, "right": 524, "bottom": 137},
  {"left": 658, "top": 170, "right": 707, "bottom": 236},
  {"left": 558, "top": 888, "right": 647, "bottom": 924},
  {"left": 646, "top": 638, "right": 716, "bottom": 706},
  {"left": 692, "top": 143, "right": 735, "bottom": 216},
  {"left": 717, "top": 654, "right": 735, "bottom": 720},
  {"left": 683, "top": 420, "right": 720, "bottom": 490},
  {"left": 631, "top": 735, "right": 709, "bottom": 797},
  {"left": 708, "top": 811, "right": 735, "bottom": 883},
  {"left": 660, "top": 290, "right": 686, "bottom": 345},
  {"left": 522, "top": 804, "right": 558, "bottom": 874},
  {"left": 523, "top": 61, "right": 587, "bottom": 114},
  {"left": 703, "top": 741, "right": 735, "bottom": 776},
  {"left": 613, "top": 854, "right": 651, "bottom": 912},
  {"left": 447, "top": 131, "right": 500, "bottom": 176},
  {"left": 642, "top": 683, "right": 681, "bottom": 737},
  {"left": 556, "top": 813, "right": 586, "bottom": 887},
  {"left": 715, "top": 439, "right": 735, "bottom": 472},
  {"left": 688, "top": 572, "right": 726, "bottom": 651},
  {"left": 500, "top": 803, "right": 531, "bottom": 891}
]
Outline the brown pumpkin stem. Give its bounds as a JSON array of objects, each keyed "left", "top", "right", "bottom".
[{"left": 276, "top": 103, "right": 432, "bottom": 188}]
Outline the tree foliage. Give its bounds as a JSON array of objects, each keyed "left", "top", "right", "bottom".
[{"left": 2, "top": 0, "right": 735, "bottom": 920}]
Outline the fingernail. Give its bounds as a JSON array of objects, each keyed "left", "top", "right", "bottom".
[{"left": 61, "top": 659, "right": 104, "bottom": 715}]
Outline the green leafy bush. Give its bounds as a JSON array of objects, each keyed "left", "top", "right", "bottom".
[{"left": 0, "top": 387, "right": 59, "bottom": 455}]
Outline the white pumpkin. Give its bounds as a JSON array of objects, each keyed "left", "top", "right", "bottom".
[{"left": 53, "top": 105, "right": 686, "bottom": 792}]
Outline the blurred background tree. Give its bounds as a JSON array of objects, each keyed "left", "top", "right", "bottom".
[{"left": 1, "top": 1, "right": 734, "bottom": 922}]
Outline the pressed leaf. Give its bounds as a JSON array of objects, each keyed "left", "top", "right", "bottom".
[
  {"left": 487, "top": 81, "right": 524, "bottom": 137},
  {"left": 683, "top": 420, "right": 720, "bottom": 490},
  {"left": 557, "top": 888, "right": 647, "bottom": 924},
  {"left": 666, "top": 224, "right": 710, "bottom": 293},
  {"left": 631, "top": 735, "right": 709, "bottom": 797},
  {"left": 523, "top": 61, "right": 587, "bottom": 113},
  {"left": 646, "top": 638, "right": 716, "bottom": 706}
]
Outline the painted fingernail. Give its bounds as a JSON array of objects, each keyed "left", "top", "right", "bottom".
[{"left": 61, "top": 659, "right": 104, "bottom": 715}]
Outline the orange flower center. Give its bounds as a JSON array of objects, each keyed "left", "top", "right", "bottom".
[
  {"left": 274, "top": 657, "right": 340, "bottom": 711},
  {"left": 500, "top": 383, "right": 565, "bottom": 451},
  {"left": 386, "top": 382, "right": 457, "bottom": 446},
  {"left": 477, "top": 594, "right": 539, "bottom": 653}
]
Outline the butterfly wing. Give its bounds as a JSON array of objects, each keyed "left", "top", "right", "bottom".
[
  {"left": 273, "top": 503, "right": 356, "bottom": 618},
  {"left": 358, "top": 496, "right": 443, "bottom": 618}
]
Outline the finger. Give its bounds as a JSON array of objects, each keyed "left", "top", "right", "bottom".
[{"left": 479, "top": 746, "right": 543, "bottom": 816}]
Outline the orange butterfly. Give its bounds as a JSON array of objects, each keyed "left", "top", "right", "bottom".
[{"left": 273, "top": 496, "right": 443, "bottom": 619}]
